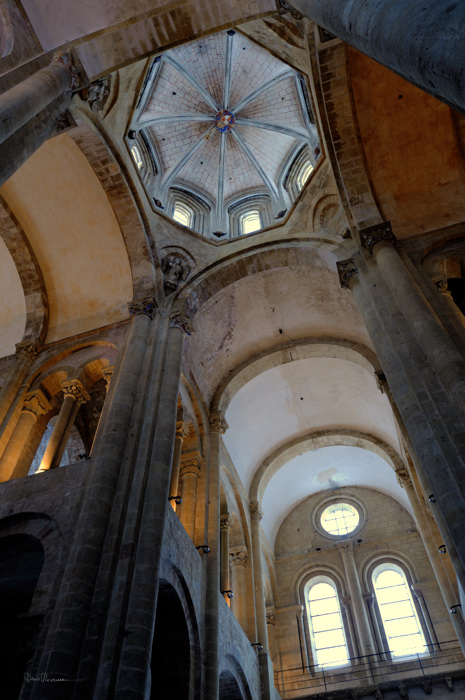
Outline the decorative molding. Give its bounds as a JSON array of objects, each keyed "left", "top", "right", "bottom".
[
  {"left": 180, "top": 457, "right": 201, "bottom": 478},
  {"left": 359, "top": 221, "right": 395, "bottom": 254},
  {"left": 250, "top": 501, "right": 263, "bottom": 522},
  {"left": 23, "top": 390, "right": 51, "bottom": 417},
  {"left": 62, "top": 379, "right": 90, "bottom": 405},
  {"left": 337, "top": 540, "right": 354, "bottom": 557},
  {"left": 15, "top": 339, "right": 42, "bottom": 359},
  {"left": 337, "top": 258, "right": 358, "bottom": 289},
  {"left": 209, "top": 411, "right": 228, "bottom": 435},
  {"left": 395, "top": 467, "right": 412, "bottom": 489},
  {"left": 128, "top": 297, "right": 156, "bottom": 319}
]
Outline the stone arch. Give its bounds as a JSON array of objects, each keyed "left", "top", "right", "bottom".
[
  {"left": 211, "top": 338, "right": 379, "bottom": 414},
  {"left": 311, "top": 192, "right": 341, "bottom": 230},
  {"left": 218, "top": 655, "right": 253, "bottom": 700},
  {"left": 68, "top": 120, "right": 156, "bottom": 301},
  {"left": 0, "top": 196, "right": 48, "bottom": 345},
  {"left": 250, "top": 429, "right": 403, "bottom": 503},
  {"left": 154, "top": 560, "right": 201, "bottom": 699},
  {"left": 181, "top": 244, "right": 346, "bottom": 317}
]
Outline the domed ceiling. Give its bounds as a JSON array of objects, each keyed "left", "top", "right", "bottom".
[{"left": 129, "top": 30, "right": 320, "bottom": 239}]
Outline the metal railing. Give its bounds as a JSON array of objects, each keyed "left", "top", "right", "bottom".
[{"left": 274, "top": 640, "right": 465, "bottom": 697}]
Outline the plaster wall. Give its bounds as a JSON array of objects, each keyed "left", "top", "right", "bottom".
[
  {"left": 0, "top": 234, "right": 26, "bottom": 358},
  {"left": 1, "top": 135, "right": 133, "bottom": 342}
]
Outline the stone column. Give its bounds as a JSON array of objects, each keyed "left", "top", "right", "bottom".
[
  {"left": 179, "top": 457, "right": 201, "bottom": 540},
  {"left": 266, "top": 609, "right": 277, "bottom": 662},
  {"left": 0, "top": 53, "right": 73, "bottom": 146},
  {"left": 250, "top": 501, "right": 269, "bottom": 652},
  {"left": 337, "top": 256, "right": 465, "bottom": 591},
  {"left": 360, "top": 223, "right": 465, "bottom": 426},
  {"left": 37, "top": 379, "right": 89, "bottom": 472},
  {"left": 169, "top": 420, "right": 188, "bottom": 510},
  {"left": 412, "top": 588, "right": 437, "bottom": 647},
  {"left": 204, "top": 411, "right": 228, "bottom": 700},
  {"left": 30, "top": 298, "right": 157, "bottom": 698},
  {"left": 337, "top": 541, "right": 376, "bottom": 656},
  {"left": 220, "top": 515, "right": 232, "bottom": 599},
  {"left": 289, "top": 0, "right": 465, "bottom": 113},
  {"left": 102, "top": 366, "right": 114, "bottom": 393},
  {"left": 230, "top": 548, "right": 248, "bottom": 632},
  {"left": 396, "top": 468, "right": 465, "bottom": 648},
  {"left": 0, "top": 389, "right": 50, "bottom": 482},
  {"left": 364, "top": 595, "right": 385, "bottom": 659},
  {"left": 341, "top": 596, "right": 361, "bottom": 659},
  {"left": 115, "top": 311, "right": 190, "bottom": 698}
]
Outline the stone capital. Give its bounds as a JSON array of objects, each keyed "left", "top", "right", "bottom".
[
  {"left": 250, "top": 501, "right": 263, "bottom": 522},
  {"left": 395, "top": 467, "right": 412, "bottom": 489},
  {"left": 209, "top": 411, "right": 228, "bottom": 435},
  {"left": 62, "top": 379, "right": 90, "bottom": 405},
  {"left": 15, "top": 339, "right": 42, "bottom": 360},
  {"left": 162, "top": 253, "right": 190, "bottom": 295},
  {"left": 23, "top": 390, "right": 51, "bottom": 418},
  {"left": 337, "top": 258, "right": 359, "bottom": 289},
  {"left": 337, "top": 540, "right": 354, "bottom": 557},
  {"left": 175, "top": 420, "right": 189, "bottom": 440},
  {"left": 102, "top": 366, "right": 114, "bottom": 392},
  {"left": 220, "top": 515, "right": 232, "bottom": 532},
  {"left": 359, "top": 221, "right": 395, "bottom": 254},
  {"left": 128, "top": 297, "right": 156, "bottom": 319},
  {"left": 170, "top": 311, "right": 193, "bottom": 336},
  {"left": 437, "top": 279, "right": 452, "bottom": 296},
  {"left": 229, "top": 549, "right": 247, "bottom": 567},
  {"left": 266, "top": 611, "right": 276, "bottom": 626}
]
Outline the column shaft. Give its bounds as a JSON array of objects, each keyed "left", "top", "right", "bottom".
[
  {"left": 250, "top": 502, "right": 268, "bottom": 651},
  {"left": 0, "top": 56, "right": 72, "bottom": 145},
  {"left": 169, "top": 422, "right": 185, "bottom": 508},
  {"left": 38, "top": 394, "right": 75, "bottom": 472},
  {"left": 290, "top": 0, "right": 465, "bottom": 113},
  {"left": 338, "top": 542, "right": 375, "bottom": 656},
  {"left": 220, "top": 516, "right": 231, "bottom": 596},
  {"left": 180, "top": 461, "right": 200, "bottom": 540},
  {"left": 230, "top": 551, "right": 248, "bottom": 632},
  {"left": 51, "top": 399, "right": 81, "bottom": 468}
]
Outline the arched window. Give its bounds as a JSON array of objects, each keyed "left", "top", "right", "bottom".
[
  {"left": 372, "top": 564, "right": 427, "bottom": 658},
  {"left": 306, "top": 577, "right": 349, "bottom": 668},
  {"left": 173, "top": 201, "right": 194, "bottom": 229},
  {"left": 239, "top": 210, "right": 261, "bottom": 235},
  {"left": 296, "top": 160, "right": 313, "bottom": 192},
  {"left": 284, "top": 145, "right": 315, "bottom": 199},
  {"left": 131, "top": 144, "right": 144, "bottom": 170}
]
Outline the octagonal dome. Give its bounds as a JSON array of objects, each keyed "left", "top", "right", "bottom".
[{"left": 128, "top": 30, "right": 320, "bottom": 240}]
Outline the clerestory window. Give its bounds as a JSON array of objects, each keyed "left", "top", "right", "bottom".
[
  {"left": 372, "top": 564, "right": 427, "bottom": 658},
  {"left": 239, "top": 210, "right": 262, "bottom": 235},
  {"left": 173, "top": 201, "right": 194, "bottom": 229},
  {"left": 306, "top": 578, "right": 349, "bottom": 668},
  {"left": 320, "top": 502, "right": 359, "bottom": 537}
]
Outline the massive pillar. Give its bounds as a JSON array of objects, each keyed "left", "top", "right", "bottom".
[
  {"left": 28, "top": 298, "right": 157, "bottom": 700},
  {"left": 204, "top": 411, "right": 228, "bottom": 700},
  {"left": 0, "top": 389, "right": 50, "bottom": 482},
  {"left": 337, "top": 541, "right": 376, "bottom": 657},
  {"left": 337, "top": 246, "right": 465, "bottom": 592},
  {"left": 0, "top": 53, "right": 73, "bottom": 146},
  {"left": 37, "top": 379, "right": 89, "bottom": 472},
  {"left": 289, "top": 0, "right": 465, "bottom": 114}
]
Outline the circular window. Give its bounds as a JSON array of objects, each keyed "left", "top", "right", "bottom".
[{"left": 320, "top": 503, "right": 359, "bottom": 536}]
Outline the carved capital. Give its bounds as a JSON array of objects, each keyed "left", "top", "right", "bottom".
[
  {"left": 395, "top": 468, "right": 412, "bottom": 489},
  {"left": 337, "top": 540, "right": 354, "bottom": 557},
  {"left": 170, "top": 311, "right": 193, "bottom": 336},
  {"left": 62, "top": 379, "right": 90, "bottom": 405},
  {"left": 229, "top": 549, "right": 247, "bottom": 567},
  {"left": 128, "top": 297, "right": 156, "bottom": 319},
  {"left": 83, "top": 77, "right": 111, "bottom": 112},
  {"left": 52, "top": 51, "right": 84, "bottom": 90},
  {"left": 437, "top": 279, "right": 452, "bottom": 296},
  {"left": 209, "top": 411, "right": 228, "bottom": 435},
  {"left": 266, "top": 611, "right": 276, "bottom": 626},
  {"left": 220, "top": 516, "right": 232, "bottom": 532},
  {"left": 175, "top": 420, "right": 189, "bottom": 440},
  {"left": 337, "top": 258, "right": 358, "bottom": 289},
  {"left": 23, "top": 390, "right": 51, "bottom": 418},
  {"left": 278, "top": 0, "right": 303, "bottom": 20},
  {"left": 102, "top": 366, "right": 114, "bottom": 392},
  {"left": 15, "top": 339, "right": 42, "bottom": 359},
  {"left": 250, "top": 501, "right": 263, "bottom": 522},
  {"left": 180, "top": 457, "right": 201, "bottom": 478},
  {"left": 162, "top": 254, "right": 190, "bottom": 295},
  {"left": 359, "top": 221, "right": 395, "bottom": 254}
]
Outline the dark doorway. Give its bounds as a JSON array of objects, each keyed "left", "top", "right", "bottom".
[
  {"left": 219, "top": 670, "right": 243, "bottom": 700},
  {"left": 151, "top": 579, "right": 192, "bottom": 699},
  {"left": 0, "top": 534, "right": 44, "bottom": 699}
]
